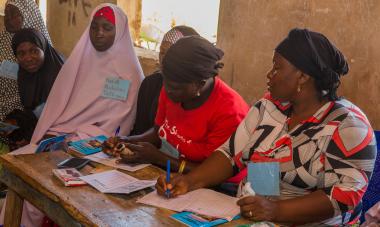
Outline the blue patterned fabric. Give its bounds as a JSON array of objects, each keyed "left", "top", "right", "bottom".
[{"left": 361, "top": 130, "right": 380, "bottom": 222}]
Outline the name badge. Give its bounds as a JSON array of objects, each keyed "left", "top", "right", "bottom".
[
  {"left": 160, "top": 139, "right": 180, "bottom": 158},
  {"left": 0, "top": 60, "right": 19, "bottom": 80},
  {"left": 247, "top": 162, "right": 280, "bottom": 196},
  {"left": 102, "top": 77, "right": 130, "bottom": 101}
]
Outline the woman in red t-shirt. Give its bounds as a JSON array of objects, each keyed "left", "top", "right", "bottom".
[{"left": 104, "top": 36, "right": 249, "bottom": 173}]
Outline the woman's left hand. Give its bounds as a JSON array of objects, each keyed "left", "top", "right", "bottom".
[
  {"left": 237, "top": 195, "right": 279, "bottom": 222},
  {"left": 118, "top": 142, "right": 161, "bottom": 164}
]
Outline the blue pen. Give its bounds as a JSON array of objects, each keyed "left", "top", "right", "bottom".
[
  {"left": 166, "top": 160, "right": 171, "bottom": 198},
  {"left": 115, "top": 126, "right": 120, "bottom": 137}
]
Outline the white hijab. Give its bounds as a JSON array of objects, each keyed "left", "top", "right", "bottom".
[{"left": 31, "top": 3, "right": 144, "bottom": 143}]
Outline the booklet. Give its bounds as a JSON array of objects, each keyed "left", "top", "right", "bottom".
[
  {"left": 0, "top": 121, "right": 19, "bottom": 133},
  {"left": 52, "top": 168, "right": 87, "bottom": 187},
  {"left": 86, "top": 152, "right": 150, "bottom": 172},
  {"left": 35, "top": 135, "right": 67, "bottom": 153},
  {"left": 80, "top": 170, "right": 156, "bottom": 194},
  {"left": 137, "top": 189, "right": 240, "bottom": 221},
  {"left": 171, "top": 211, "right": 240, "bottom": 227},
  {"left": 69, "top": 135, "right": 108, "bottom": 155}
]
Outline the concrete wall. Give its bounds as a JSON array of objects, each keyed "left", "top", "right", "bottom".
[
  {"left": 217, "top": 0, "right": 380, "bottom": 129},
  {"left": 46, "top": 0, "right": 141, "bottom": 57}
]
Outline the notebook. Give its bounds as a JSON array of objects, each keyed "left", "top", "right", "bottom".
[
  {"left": 69, "top": 135, "right": 108, "bottom": 155},
  {"left": 137, "top": 189, "right": 240, "bottom": 221},
  {"left": 171, "top": 211, "right": 240, "bottom": 227}
]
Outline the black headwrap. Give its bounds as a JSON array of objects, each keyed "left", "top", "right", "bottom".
[
  {"left": 275, "top": 28, "right": 349, "bottom": 100},
  {"left": 12, "top": 28, "right": 64, "bottom": 110},
  {"left": 174, "top": 25, "right": 200, "bottom": 36},
  {"left": 162, "top": 36, "right": 224, "bottom": 83}
]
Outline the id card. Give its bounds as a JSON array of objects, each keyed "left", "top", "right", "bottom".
[
  {"left": 160, "top": 139, "right": 180, "bottom": 158},
  {"left": 247, "top": 162, "right": 280, "bottom": 196},
  {"left": 102, "top": 77, "right": 130, "bottom": 101},
  {"left": 0, "top": 60, "right": 19, "bottom": 80}
]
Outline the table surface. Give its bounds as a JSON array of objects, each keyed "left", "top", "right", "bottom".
[{"left": 0, "top": 151, "right": 250, "bottom": 227}]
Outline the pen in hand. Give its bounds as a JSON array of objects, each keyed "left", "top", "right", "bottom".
[
  {"left": 115, "top": 126, "right": 120, "bottom": 137},
  {"left": 166, "top": 159, "right": 171, "bottom": 198}
]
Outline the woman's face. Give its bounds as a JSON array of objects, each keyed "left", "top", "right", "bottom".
[
  {"left": 89, "top": 17, "right": 116, "bottom": 52},
  {"left": 163, "top": 78, "right": 200, "bottom": 103},
  {"left": 266, "top": 52, "right": 300, "bottom": 101},
  {"left": 16, "top": 42, "right": 45, "bottom": 73},
  {"left": 4, "top": 4, "right": 23, "bottom": 33}
]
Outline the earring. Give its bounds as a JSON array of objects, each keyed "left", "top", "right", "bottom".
[
  {"left": 297, "top": 85, "right": 301, "bottom": 93},
  {"left": 196, "top": 91, "right": 201, "bottom": 96}
]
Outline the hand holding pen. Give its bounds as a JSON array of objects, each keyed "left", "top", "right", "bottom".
[{"left": 157, "top": 159, "right": 189, "bottom": 198}]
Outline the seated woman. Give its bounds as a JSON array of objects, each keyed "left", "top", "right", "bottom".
[
  {"left": 30, "top": 3, "right": 143, "bottom": 144},
  {"left": 3, "top": 28, "right": 64, "bottom": 150},
  {"left": 0, "top": 4, "right": 143, "bottom": 227},
  {"left": 131, "top": 25, "right": 199, "bottom": 135},
  {"left": 156, "top": 28, "right": 377, "bottom": 226},
  {"left": 0, "top": 0, "right": 53, "bottom": 153},
  {"left": 105, "top": 36, "right": 249, "bottom": 174}
]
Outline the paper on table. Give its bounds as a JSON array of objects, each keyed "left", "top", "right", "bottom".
[
  {"left": 105, "top": 180, "right": 156, "bottom": 194},
  {"left": 80, "top": 170, "right": 156, "bottom": 194},
  {"left": 10, "top": 144, "right": 38, "bottom": 155},
  {"left": 86, "top": 152, "right": 150, "bottom": 172},
  {"left": 137, "top": 189, "right": 240, "bottom": 221}
]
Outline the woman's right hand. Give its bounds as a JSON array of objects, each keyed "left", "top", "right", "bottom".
[
  {"left": 155, "top": 173, "right": 191, "bottom": 198},
  {"left": 102, "top": 136, "right": 120, "bottom": 157}
]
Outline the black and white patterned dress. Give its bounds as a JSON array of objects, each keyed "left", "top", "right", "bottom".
[{"left": 218, "top": 93, "right": 377, "bottom": 226}]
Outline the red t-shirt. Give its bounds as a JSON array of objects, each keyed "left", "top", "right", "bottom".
[{"left": 155, "top": 77, "right": 249, "bottom": 162}]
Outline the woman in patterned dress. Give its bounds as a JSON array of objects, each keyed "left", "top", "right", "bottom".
[
  {"left": 156, "top": 28, "right": 377, "bottom": 226},
  {"left": 0, "top": 0, "right": 52, "bottom": 153}
]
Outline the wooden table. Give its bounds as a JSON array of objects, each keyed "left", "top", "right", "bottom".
[{"left": 0, "top": 151, "right": 249, "bottom": 227}]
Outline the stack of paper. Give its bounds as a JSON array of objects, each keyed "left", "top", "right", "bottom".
[
  {"left": 80, "top": 170, "right": 156, "bottom": 194},
  {"left": 86, "top": 152, "right": 150, "bottom": 172},
  {"left": 10, "top": 144, "right": 37, "bottom": 155},
  {"left": 137, "top": 189, "right": 240, "bottom": 221}
]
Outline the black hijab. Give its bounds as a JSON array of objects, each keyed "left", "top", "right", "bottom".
[
  {"left": 162, "top": 36, "right": 224, "bottom": 83},
  {"left": 12, "top": 28, "right": 64, "bottom": 110},
  {"left": 275, "top": 28, "right": 349, "bottom": 100}
]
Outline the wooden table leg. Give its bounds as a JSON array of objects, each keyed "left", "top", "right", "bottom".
[{"left": 4, "top": 189, "right": 23, "bottom": 227}]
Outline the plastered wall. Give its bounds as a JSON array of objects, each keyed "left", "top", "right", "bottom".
[{"left": 217, "top": 0, "right": 380, "bottom": 129}]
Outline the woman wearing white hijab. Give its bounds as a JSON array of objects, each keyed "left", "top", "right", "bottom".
[
  {"left": 31, "top": 3, "right": 144, "bottom": 143},
  {"left": 0, "top": 3, "right": 143, "bottom": 226}
]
